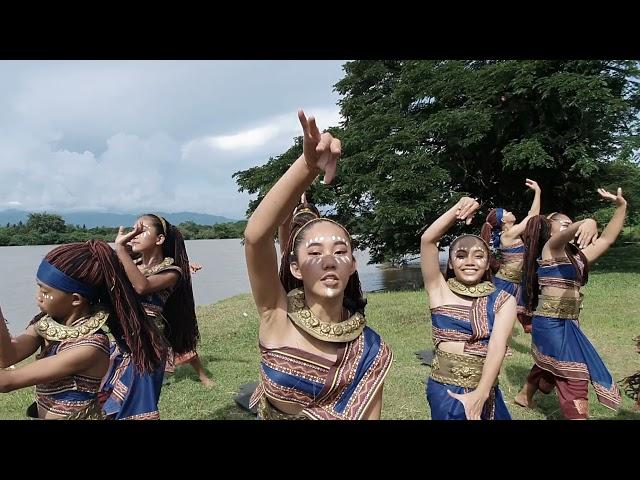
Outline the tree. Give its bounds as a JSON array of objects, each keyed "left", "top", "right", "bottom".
[
  {"left": 582, "top": 157, "right": 640, "bottom": 226},
  {"left": 233, "top": 137, "right": 338, "bottom": 216},
  {"left": 26, "top": 212, "right": 67, "bottom": 234},
  {"left": 234, "top": 60, "right": 640, "bottom": 263}
]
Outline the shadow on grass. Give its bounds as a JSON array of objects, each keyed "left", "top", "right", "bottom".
[
  {"left": 503, "top": 362, "right": 564, "bottom": 420},
  {"left": 199, "top": 354, "right": 253, "bottom": 364},
  {"left": 165, "top": 353, "right": 251, "bottom": 385},
  {"left": 199, "top": 402, "right": 256, "bottom": 420},
  {"left": 508, "top": 334, "right": 532, "bottom": 356},
  {"left": 610, "top": 408, "right": 640, "bottom": 420}
]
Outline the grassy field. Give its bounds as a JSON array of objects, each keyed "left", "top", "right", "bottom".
[{"left": 1, "top": 245, "right": 638, "bottom": 420}]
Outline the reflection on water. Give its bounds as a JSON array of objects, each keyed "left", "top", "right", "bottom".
[
  {"left": 365, "top": 265, "right": 425, "bottom": 292},
  {"left": 353, "top": 248, "right": 448, "bottom": 293}
]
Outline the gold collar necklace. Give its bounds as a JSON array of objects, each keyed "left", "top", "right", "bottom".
[
  {"left": 447, "top": 278, "right": 496, "bottom": 298},
  {"left": 34, "top": 309, "right": 109, "bottom": 341},
  {"left": 286, "top": 288, "right": 366, "bottom": 342}
]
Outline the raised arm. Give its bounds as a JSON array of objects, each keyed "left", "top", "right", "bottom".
[
  {"left": 582, "top": 188, "right": 627, "bottom": 263},
  {"left": 114, "top": 222, "right": 180, "bottom": 296},
  {"left": 420, "top": 197, "right": 480, "bottom": 304},
  {"left": 526, "top": 179, "right": 542, "bottom": 217},
  {"left": 244, "top": 111, "right": 341, "bottom": 315},
  {"left": 502, "top": 179, "right": 541, "bottom": 240},
  {"left": 547, "top": 217, "right": 598, "bottom": 253}
]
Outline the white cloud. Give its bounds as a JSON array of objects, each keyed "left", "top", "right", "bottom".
[
  {"left": 0, "top": 61, "right": 346, "bottom": 218},
  {"left": 182, "top": 105, "right": 342, "bottom": 161},
  {"left": 209, "top": 107, "right": 339, "bottom": 150},
  {"left": 210, "top": 125, "right": 279, "bottom": 150}
]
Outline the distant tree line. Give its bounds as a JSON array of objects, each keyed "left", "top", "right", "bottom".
[{"left": 0, "top": 213, "right": 247, "bottom": 246}]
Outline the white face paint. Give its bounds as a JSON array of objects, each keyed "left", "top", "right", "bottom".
[
  {"left": 43, "top": 293, "right": 54, "bottom": 301},
  {"left": 306, "top": 236, "right": 349, "bottom": 249},
  {"left": 302, "top": 256, "right": 324, "bottom": 267},
  {"left": 304, "top": 254, "right": 350, "bottom": 266},
  {"left": 550, "top": 216, "right": 573, "bottom": 234},
  {"left": 294, "top": 222, "right": 358, "bottom": 301},
  {"left": 305, "top": 236, "right": 328, "bottom": 248},
  {"left": 450, "top": 243, "right": 489, "bottom": 284},
  {"left": 452, "top": 246, "right": 488, "bottom": 263},
  {"left": 328, "top": 235, "right": 350, "bottom": 247},
  {"left": 325, "top": 287, "right": 339, "bottom": 298},
  {"left": 131, "top": 221, "right": 162, "bottom": 255}
]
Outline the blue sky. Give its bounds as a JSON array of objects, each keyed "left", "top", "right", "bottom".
[{"left": 0, "top": 60, "right": 346, "bottom": 219}]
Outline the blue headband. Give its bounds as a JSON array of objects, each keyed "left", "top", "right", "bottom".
[
  {"left": 490, "top": 208, "right": 504, "bottom": 248},
  {"left": 36, "top": 260, "right": 98, "bottom": 301}
]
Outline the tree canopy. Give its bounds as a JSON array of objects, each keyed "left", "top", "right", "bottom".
[{"left": 235, "top": 60, "right": 640, "bottom": 263}]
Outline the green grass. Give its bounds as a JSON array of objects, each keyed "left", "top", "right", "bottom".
[{"left": 1, "top": 245, "right": 638, "bottom": 420}]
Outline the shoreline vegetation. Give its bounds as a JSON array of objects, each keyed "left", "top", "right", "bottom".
[{"left": 0, "top": 213, "right": 247, "bottom": 246}]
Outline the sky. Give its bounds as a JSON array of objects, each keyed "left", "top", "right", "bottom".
[{"left": 0, "top": 60, "right": 346, "bottom": 219}]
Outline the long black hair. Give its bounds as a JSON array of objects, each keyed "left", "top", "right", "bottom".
[{"left": 141, "top": 214, "right": 199, "bottom": 354}]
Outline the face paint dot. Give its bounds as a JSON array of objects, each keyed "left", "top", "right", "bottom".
[{"left": 325, "top": 287, "right": 339, "bottom": 298}]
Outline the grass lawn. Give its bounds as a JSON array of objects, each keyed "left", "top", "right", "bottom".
[{"left": 1, "top": 245, "right": 638, "bottom": 420}]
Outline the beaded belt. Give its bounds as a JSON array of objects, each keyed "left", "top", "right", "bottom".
[
  {"left": 495, "top": 265, "right": 522, "bottom": 283},
  {"left": 534, "top": 294, "right": 582, "bottom": 320},
  {"left": 430, "top": 348, "right": 496, "bottom": 389}
]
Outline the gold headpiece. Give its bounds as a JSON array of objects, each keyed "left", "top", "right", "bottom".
[
  {"left": 292, "top": 207, "right": 319, "bottom": 221},
  {"left": 151, "top": 213, "right": 168, "bottom": 235},
  {"left": 451, "top": 234, "right": 491, "bottom": 251},
  {"left": 289, "top": 217, "right": 351, "bottom": 255}
]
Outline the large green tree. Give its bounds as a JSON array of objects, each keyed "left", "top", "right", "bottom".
[
  {"left": 26, "top": 213, "right": 67, "bottom": 234},
  {"left": 234, "top": 60, "right": 640, "bottom": 263}
]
